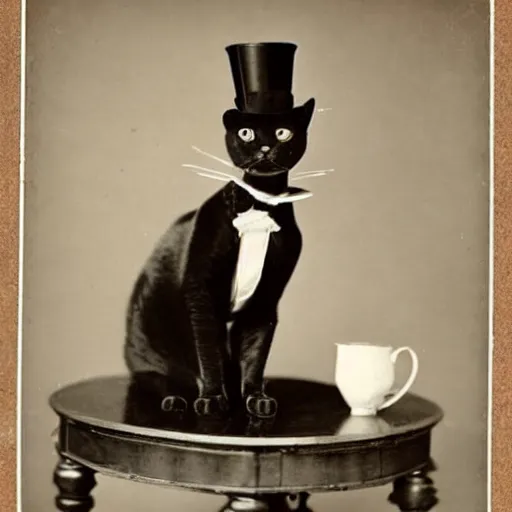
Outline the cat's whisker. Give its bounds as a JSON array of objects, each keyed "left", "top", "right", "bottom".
[
  {"left": 293, "top": 168, "right": 335, "bottom": 176},
  {"left": 291, "top": 172, "right": 330, "bottom": 181},
  {"left": 191, "top": 146, "right": 235, "bottom": 169},
  {"left": 182, "top": 164, "right": 238, "bottom": 180},
  {"left": 196, "top": 172, "right": 231, "bottom": 182}
]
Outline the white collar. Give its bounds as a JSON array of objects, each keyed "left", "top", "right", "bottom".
[{"left": 230, "top": 176, "right": 313, "bottom": 206}]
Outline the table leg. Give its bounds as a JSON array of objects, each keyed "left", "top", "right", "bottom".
[
  {"left": 388, "top": 470, "right": 438, "bottom": 511},
  {"left": 53, "top": 456, "right": 97, "bottom": 512},
  {"left": 220, "top": 493, "right": 311, "bottom": 512}
]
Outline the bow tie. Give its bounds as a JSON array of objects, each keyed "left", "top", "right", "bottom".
[
  {"left": 231, "top": 208, "right": 281, "bottom": 313},
  {"left": 231, "top": 176, "right": 313, "bottom": 206}
]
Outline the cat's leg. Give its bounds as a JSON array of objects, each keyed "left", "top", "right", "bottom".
[
  {"left": 182, "top": 281, "right": 231, "bottom": 417},
  {"left": 224, "top": 323, "right": 243, "bottom": 409},
  {"left": 130, "top": 371, "right": 191, "bottom": 414},
  {"left": 189, "top": 318, "right": 231, "bottom": 417},
  {"left": 125, "top": 300, "right": 193, "bottom": 415},
  {"left": 193, "top": 331, "right": 231, "bottom": 417},
  {"left": 124, "top": 339, "right": 190, "bottom": 414},
  {"left": 230, "top": 309, "right": 278, "bottom": 418},
  {"left": 130, "top": 370, "right": 191, "bottom": 414},
  {"left": 179, "top": 199, "right": 247, "bottom": 417}
]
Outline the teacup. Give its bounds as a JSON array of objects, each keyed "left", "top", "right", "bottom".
[{"left": 334, "top": 342, "right": 419, "bottom": 416}]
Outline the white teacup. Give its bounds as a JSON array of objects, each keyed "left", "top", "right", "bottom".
[{"left": 335, "top": 342, "right": 419, "bottom": 416}]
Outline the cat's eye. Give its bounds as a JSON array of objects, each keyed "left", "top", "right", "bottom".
[
  {"left": 238, "top": 128, "right": 255, "bottom": 142},
  {"left": 275, "top": 128, "right": 293, "bottom": 142}
]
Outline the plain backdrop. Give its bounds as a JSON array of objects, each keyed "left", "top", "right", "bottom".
[{"left": 22, "top": 0, "right": 490, "bottom": 511}]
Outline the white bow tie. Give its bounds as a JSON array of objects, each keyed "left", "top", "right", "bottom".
[
  {"left": 231, "top": 208, "right": 281, "bottom": 313},
  {"left": 232, "top": 176, "right": 312, "bottom": 205}
]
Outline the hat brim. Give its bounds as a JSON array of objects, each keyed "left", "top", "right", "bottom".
[{"left": 223, "top": 98, "right": 315, "bottom": 128}]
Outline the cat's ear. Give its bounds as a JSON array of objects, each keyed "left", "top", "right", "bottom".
[
  {"left": 301, "top": 98, "right": 316, "bottom": 129},
  {"left": 223, "top": 109, "right": 240, "bottom": 130},
  {"left": 293, "top": 98, "right": 315, "bottom": 130}
]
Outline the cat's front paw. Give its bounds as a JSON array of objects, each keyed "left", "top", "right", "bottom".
[
  {"left": 193, "top": 394, "right": 229, "bottom": 416},
  {"left": 160, "top": 395, "right": 188, "bottom": 414},
  {"left": 245, "top": 393, "right": 278, "bottom": 418}
]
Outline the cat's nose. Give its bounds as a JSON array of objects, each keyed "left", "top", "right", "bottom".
[{"left": 260, "top": 146, "right": 270, "bottom": 153}]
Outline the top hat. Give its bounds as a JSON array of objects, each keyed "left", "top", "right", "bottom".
[{"left": 225, "top": 42, "right": 299, "bottom": 114}]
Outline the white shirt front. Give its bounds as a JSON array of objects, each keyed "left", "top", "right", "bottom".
[{"left": 230, "top": 180, "right": 311, "bottom": 313}]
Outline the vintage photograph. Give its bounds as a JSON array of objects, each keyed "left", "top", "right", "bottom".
[{"left": 20, "top": 0, "right": 490, "bottom": 511}]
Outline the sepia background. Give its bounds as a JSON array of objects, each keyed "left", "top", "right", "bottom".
[{"left": 21, "top": 0, "right": 489, "bottom": 511}]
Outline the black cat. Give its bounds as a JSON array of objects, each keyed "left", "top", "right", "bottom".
[{"left": 124, "top": 42, "right": 316, "bottom": 419}]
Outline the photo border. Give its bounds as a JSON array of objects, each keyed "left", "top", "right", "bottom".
[
  {"left": 491, "top": 0, "right": 511, "bottom": 510},
  {"left": 0, "top": 1, "right": 506, "bottom": 510},
  {"left": 0, "top": 0, "right": 21, "bottom": 510}
]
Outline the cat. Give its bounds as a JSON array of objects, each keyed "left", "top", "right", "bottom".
[{"left": 123, "top": 99, "right": 317, "bottom": 420}]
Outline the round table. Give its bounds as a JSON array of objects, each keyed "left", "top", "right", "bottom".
[{"left": 49, "top": 375, "right": 443, "bottom": 512}]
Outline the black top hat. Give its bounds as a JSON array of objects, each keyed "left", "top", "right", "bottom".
[{"left": 226, "top": 42, "right": 298, "bottom": 114}]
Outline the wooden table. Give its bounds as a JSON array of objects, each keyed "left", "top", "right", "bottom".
[{"left": 49, "top": 376, "right": 443, "bottom": 511}]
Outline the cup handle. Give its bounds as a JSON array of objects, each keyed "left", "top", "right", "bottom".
[{"left": 377, "top": 346, "right": 419, "bottom": 411}]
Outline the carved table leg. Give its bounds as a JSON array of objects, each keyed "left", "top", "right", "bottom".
[
  {"left": 388, "top": 470, "right": 438, "bottom": 511},
  {"left": 220, "top": 493, "right": 311, "bottom": 512},
  {"left": 53, "top": 456, "right": 97, "bottom": 512}
]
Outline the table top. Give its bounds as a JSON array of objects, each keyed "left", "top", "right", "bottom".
[
  {"left": 50, "top": 375, "right": 443, "bottom": 448},
  {"left": 50, "top": 375, "right": 443, "bottom": 493}
]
